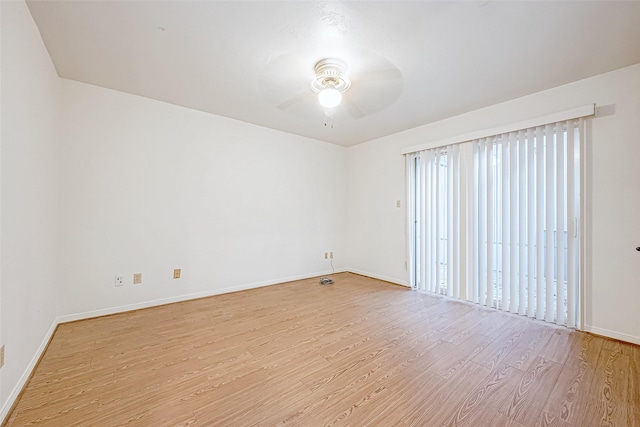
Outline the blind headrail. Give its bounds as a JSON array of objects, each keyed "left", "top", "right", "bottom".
[{"left": 401, "top": 104, "right": 595, "bottom": 155}]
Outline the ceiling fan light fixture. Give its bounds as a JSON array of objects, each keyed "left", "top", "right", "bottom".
[
  {"left": 310, "top": 58, "right": 350, "bottom": 110},
  {"left": 318, "top": 87, "right": 342, "bottom": 108}
]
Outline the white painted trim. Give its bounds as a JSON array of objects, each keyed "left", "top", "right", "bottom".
[
  {"left": 0, "top": 320, "right": 58, "bottom": 423},
  {"left": 57, "top": 270, "right": 345, "bottom": 323},
  {"left": 347, "top": 268, "right": 409, "bottom": 287},
  {"left": 583, "top": 325, "right": 640, "bottom": 346},
  {"left": 401, "top": 104, "right": 595, "bottom": 155}
]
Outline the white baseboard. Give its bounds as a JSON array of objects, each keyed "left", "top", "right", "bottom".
[
  {"left": 582, "top": 325, "right": 640, "bottom": 346},
  {"left": 57, "top": 269, "right": 345, "bottom": 323},
  {"left": 0, "top": 319, "right": 58, "bottom": 423},
  {"left": 347, "top": 268, "right": 409, "bottom": 287}
]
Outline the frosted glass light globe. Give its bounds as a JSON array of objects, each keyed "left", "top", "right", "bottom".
[{"left": 318, "top": 87, "right": 342, "bottom": 108}]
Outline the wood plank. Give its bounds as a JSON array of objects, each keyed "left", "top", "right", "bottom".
[
  {"left": 341, "top": 370, "right": 441, "bottom": 426},
  {"left": 499, "top": 356, "right": 562, "bottom": 425},
  {"left": 629, "top": 344, "right": 640, "bottom": 427},
  {"left": 427, "top": 332, "right": 496, "bottom": 378},
  {"left": 376, "top": 339, "right": 456, "bottom": 389},
  {"left": 536, "top": 412, "right": 572, "bottom": 427},
  {"left": 294, "top": 380, "right": 389, "bottom": 426},
  {"left": 472, "top": 327, "right": 526, "bottom": 370},
  {"left": 543, "top": 356, "right": 595, "bottom": 424},
  {"left": 502, "top": 323, "right": 554, "bottom": 371},
  {"left": 441, "top": 363, "right": 524, "bottom": 426},
  {"left": 490, "top": 412, "right": 527, "bottom": 427},
  {"left": 401, "top": 360, "right": 490, "bottom": 426},
  {"left": 261, "top": 362, "right": 386, "bottom": 425},
  {"left": 537, "top": 327, "right": 574, "bottom": 365},
  {"left": 574, "top": 342, "right": 630, "bottom": 427}
]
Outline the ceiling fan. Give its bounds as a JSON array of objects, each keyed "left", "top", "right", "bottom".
[
  {"left": 309, "top": 58, "right": 351, "bottom": 109},
  {"left": 264, "top": 52, "right": 403, "bottom": 120}
]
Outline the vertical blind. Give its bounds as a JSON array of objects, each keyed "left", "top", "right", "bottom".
[{"left": 408, "top": 118, "right": 583, "bottom": 327}]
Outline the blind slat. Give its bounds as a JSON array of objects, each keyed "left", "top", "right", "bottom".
[
  {"left": 486, "top": 140, "right": 494, "bottom": 307},
  {"left": 478, "top": 140, "right": 487, "bottom": 304},
  {"left": 423, "top": 152, "right": 429, "bottom": 291},
  {"left": 452, "top": 144, "right": 460, "bottom": 299},
  {"left": 518, "top": 130, "right": 527, "bottom": 316},
  {"left": 501, "top": 141, "right": 510, "bottom": 311},
  {"left": 509, "top": 132, "right": 518, "bottom": 313},
  {"left": 556, "top": 122, "right": 566, "bottom": 325},
  {"left": 535, "top": 126, "right": 545, "bottom": 319},
  {"left": 527, "top": 127, "right": 536, "bottom": 317},
  {"left": 545, "top": 123, "right": 556, "bottom": 322}
]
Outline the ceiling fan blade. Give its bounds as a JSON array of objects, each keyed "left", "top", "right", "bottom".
[
  {"left": 342, "top": 96, "right": 364, "bottom": 120},
  {"left": 351, "top": 68, "right": 402, "bottom": 82},
  {"left": 277, "top": 91, "right": 314, "bottom": 110}
]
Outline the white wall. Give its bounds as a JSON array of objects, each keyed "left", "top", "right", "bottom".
[
  {"left": 347, "top": 63, "right": 640, "bottom": 344},
  {"left": 57, "top": 79, "right": 347, "bottom": 318},
  {"left": 0, "top": 0, "right": 60, "bottom": 413},
  {"left": 346, "top": 133, "right": 408, "bottom": 285}
]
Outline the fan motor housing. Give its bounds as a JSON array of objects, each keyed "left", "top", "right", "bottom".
[{"left": 310, "top": 58, "right": 351, "bottom": 94}]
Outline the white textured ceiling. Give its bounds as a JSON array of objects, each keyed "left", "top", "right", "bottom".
[{"left": 26, "top": 1, "right": 640, "bottom": 146}]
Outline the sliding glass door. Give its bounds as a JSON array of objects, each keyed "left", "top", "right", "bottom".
[{"left": 408, "top": 119, "right": 583, "bottom": 328}]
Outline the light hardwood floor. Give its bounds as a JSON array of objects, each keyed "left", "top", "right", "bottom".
[{"left": 5, "top": 273, "right": 639, "bottom": 426}]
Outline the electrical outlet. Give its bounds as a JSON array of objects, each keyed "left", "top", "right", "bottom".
[
  {"left": 0, "top": 345, "right": 4, "bottom": 369},
  {"left": 330, "top": 251, "right": 334, "bottom": 259},
  {"left": 396, "top": 200, "right": 401, "bottom": 208},
  {"left": 133, "top": 273, "right": 142, "bottom": 285},
  {"left": 173, "top": 268, "right": 181, "bottom": 279},
  {"left": 115, "top": 276, "right": 124, "bottom": 287},
  {"left": 324, "top": 252, "right": 328, "bottom": 259}
]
